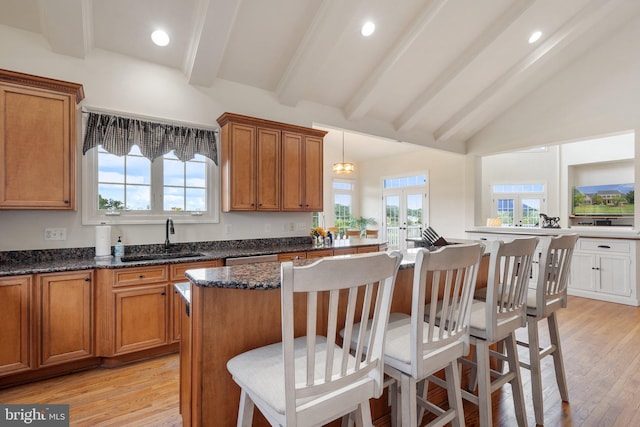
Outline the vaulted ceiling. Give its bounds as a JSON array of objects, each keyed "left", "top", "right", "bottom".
[{"left": 1, "top": 0, "right": 639, "bottom": 154}]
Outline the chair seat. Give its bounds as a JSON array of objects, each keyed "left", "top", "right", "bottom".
[
  {"left": 227, "top": 336, "right": 359, "bottom": 415},
  {"left": 468, "top": 300, "right": 524, "bottom": 340},
  {"left": 525, "top": 288, "right": 565, "bottom": 316},
  {"left": 344, "top": 312, "right": 465, "bottom": 375}
]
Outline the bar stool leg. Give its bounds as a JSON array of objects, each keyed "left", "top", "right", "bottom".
[{"left": 527, "top": 318, "right": 545, "bottom": 425}]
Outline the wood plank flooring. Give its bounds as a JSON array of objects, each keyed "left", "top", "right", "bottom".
[{"left": 1, "top": 295, "right": 639, "bottom": 426}]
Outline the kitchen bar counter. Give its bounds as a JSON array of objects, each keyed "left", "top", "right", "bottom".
[
  {"left": 468, "top": 226, "right": 640, "bottom": 239},
  {"left": 0, "top": 237, "right": 383, "bottom": 277},
  {"left": 179, "top": 245, "right": 488, "bottom": 426},
  {"left": 184, "top": 248, "right": 424, "bottom": 290}
]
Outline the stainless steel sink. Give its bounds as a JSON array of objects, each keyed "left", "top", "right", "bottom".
[{"left": 120, "top": 251, "right": 204, "bottom": 262}]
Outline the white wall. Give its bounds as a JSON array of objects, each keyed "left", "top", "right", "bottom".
[
  {"left": 479, "top": 147, "right": 560, "bottom": 224},
  {"left": 359, "top": 147, "right": 469, "bottom": 240}
]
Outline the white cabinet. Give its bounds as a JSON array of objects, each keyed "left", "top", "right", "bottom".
[{"left": 568, "top": 238, "right": 637, "bottom": 305}]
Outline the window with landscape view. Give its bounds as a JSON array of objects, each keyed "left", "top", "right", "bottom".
[
  {"left": 492, "top": 183, "right": 545, "bottom": 227},
  {"left": 83, "top": 145, "right": 218, "bottom": 224}
]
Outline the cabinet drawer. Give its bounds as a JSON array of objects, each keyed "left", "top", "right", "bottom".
[
  {"left": 170, "top": 261, "right": 221, "bottom": 281},
  {"left": 114, "top": 266, "right": 168, "bottom": 287},
  {"left": 578, "top": 239, "right": 631, "bottom": 253},
  {"left": 307, "top": 249, "right": 333, "bottom": 259},
  {"left": 333, "top": 248, "right": 358, "bottom": 256},
  {"left": 278, "top": 252, "right": 307, "bottom": 261}
]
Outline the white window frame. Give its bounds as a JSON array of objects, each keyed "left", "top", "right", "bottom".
[
  {"left": 491, "top": 183, "right": 546, "bottom": 227},
  {"left": 381, "top": 171, "right": 429, "bottom": 250},
  {"left": 332, "top": 178, "right": 355, "bottom": 232},
  {"left": 82, "top": 147, "right": 220, "bottom": 225}
]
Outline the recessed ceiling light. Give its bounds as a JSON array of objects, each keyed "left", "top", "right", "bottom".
[
  {"left": 151, "top": 30, "right": 170, "bottom": 47},
  {"left": 528, "top": 31, "right": 542, "bottom": 44},
  {"left": 361, "top": 21, "right": 375, "bottom": 37}
]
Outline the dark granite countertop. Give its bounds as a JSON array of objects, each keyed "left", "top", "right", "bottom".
[
  {"left": 184, "top": 239, "right": 488, "bottom": 291},
  {"left": 0, "top": 237, "right": 384, "bottom": 277},
  {"left": 184, "top": 247, "right": 442, "bottom": 291}
]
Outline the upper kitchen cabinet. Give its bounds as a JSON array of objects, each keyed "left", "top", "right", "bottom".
[
  {"left": 217, "top": 113, "right": 326, "bottom": 212},
  {"left": 281, "top": 132, "right": 323, "bottom": 212},
  {"left": 0, "top": 69, "right": 84, "bottom": 210}
]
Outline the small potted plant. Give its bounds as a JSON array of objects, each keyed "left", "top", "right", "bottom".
[{"left": 310, "top": 227, "right": 326, "bottom": 246}]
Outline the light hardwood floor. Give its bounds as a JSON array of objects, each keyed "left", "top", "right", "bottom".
[{"left": 1, "top": 296, "right": 639, "bottom": 426}]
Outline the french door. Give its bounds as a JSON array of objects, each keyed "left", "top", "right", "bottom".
[{"left": 383, "top": 189, "right": 425, "bottom": 250}]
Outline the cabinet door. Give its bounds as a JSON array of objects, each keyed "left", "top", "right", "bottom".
[
  {"left": 0, "top": 85, "right": 74, "bottom": 209},
  {"left": 225, "top": 123, "right": 257, "bottom": 211},
  {"left": 303, "top": 135, "right": 323, "bottom": 211},
  {"left": 569, "top": 252, "right": 596, "bottom": 292},
  {"left": 0, "top": 276, "right": 32, "bottom": 375},
  {"left": 39, "top": 271, "right": 92, "bottom": 366},
  {"left": 281, "top": 132, "right": 304, "bottom": 211},
  {"left": 114, "top": 285, "right": 168, "bottom": 354},
  {"left": 256, "top": 128, "right": 280, "bottom": 210},
  {"left": 597, "top": 254, "right": 631, "bottom": 296}
]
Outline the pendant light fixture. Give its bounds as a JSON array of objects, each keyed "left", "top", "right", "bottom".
[{"left": 333, "top": 131, "right": 354, "bottom": 174}]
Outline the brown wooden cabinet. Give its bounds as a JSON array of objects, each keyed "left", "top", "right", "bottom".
[
  {"left": 220, "top": 119, "right": 281, "bottom": 212},
  {"left": 281, "top": 132, "right": 323, "bottom": 211},
  {"left": 0, "top": 69, "right": 84, "bottom": 210},
  {"left": 218, "top": 112, "right": 326, "bottom": 212},
  {"left": 0, "top": 275, "right": 33, "bottom": 376},
  {"left": 37, "top": 270, "right": 93, "bottom": 366},
  {"left": 114, "top": 284, "right": 168, "bottom": 354}
]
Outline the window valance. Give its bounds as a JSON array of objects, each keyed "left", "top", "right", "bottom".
[{"left": 82, "top": 112, "right": 218, "bottom": 164}]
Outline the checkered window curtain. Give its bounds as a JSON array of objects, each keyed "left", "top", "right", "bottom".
[{"left": 82, "top": 112, "right": 218, "bottom": 164}]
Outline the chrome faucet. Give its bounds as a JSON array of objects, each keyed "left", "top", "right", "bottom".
[{"left": 165, "top": 217, "right": 175, "bottom": 251}]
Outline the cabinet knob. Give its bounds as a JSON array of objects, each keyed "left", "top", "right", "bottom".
[
  {"left": 64, "top": 200, "right": 69, "bottom": 204},
  {"left": 161, "top": 292, "right": 166, "bottom": 296},
  {"left": 84, "top": 278, "right": 91, "bottom": 282},
  {"left": 139, "top": 275, "right": 144, "bottom": 279}
]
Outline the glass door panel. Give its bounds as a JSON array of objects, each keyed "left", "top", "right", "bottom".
[{"left": 384, "top": 191, "right": 424, "bottom": 250}]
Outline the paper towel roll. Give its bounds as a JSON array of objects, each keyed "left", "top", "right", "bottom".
[{"left": 95, "top": 225, "right": 112, "bottom": 258}]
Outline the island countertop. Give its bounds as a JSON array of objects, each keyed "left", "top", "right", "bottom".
[{"left": 184, "top": 244, "right": 483, "bottom": 290}]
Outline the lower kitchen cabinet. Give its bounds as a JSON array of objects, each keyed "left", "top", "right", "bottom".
[
  {"left": 569, "top": 238, "right": 637, "bottom": 305},
  {"left": 114, "top": 284, "right": 168, "bottom": 354},
  {"left": 0, "top": 275, "right": 32, "bottom": 375},
  {"left": 38, "top": 270, "right": 93, "bottom": 366}
]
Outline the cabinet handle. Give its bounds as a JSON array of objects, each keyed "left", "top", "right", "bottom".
[
  {"left": 597, "top": 245, "right": 611, "bottom": 249},
  {"left": 480, "top": 238, "right": 487, "bottom": 240}
]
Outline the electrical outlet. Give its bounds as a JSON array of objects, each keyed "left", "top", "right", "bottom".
[
  {"left": 225, "top": 224, "right": 232, "bottom": 234},
  {"left": 296, "top": 222, "right": 306, "bottom": 231},
  {"left": 44, "top": 228, "right": 67, "bottom": 241},
  {"left": 288, "top": 223, "right": 295, "bottom": 231},
  {"left": 264, "top": 223, "right": 271, "bottom": 233}
]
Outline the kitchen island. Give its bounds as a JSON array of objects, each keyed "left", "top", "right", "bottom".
[{"left": 179, "top": 247, "right": 489, "bottom": 426}]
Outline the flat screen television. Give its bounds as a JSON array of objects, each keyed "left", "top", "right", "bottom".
[{"left": 572, "top": 183, "right": 634, "bottom": 216}]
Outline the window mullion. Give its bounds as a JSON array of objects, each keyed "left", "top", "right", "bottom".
[{"left": 152, "top": 158, "right": 164, "bottom": 213}]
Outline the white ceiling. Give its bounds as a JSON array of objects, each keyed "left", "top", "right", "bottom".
[{"left": 1, "top": 0, "right": 639, "bottom": 160}]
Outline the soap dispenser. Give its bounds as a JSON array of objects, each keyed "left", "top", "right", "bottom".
[{"left": 115, "top": 236, "right": 125, "bottom": 257}]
